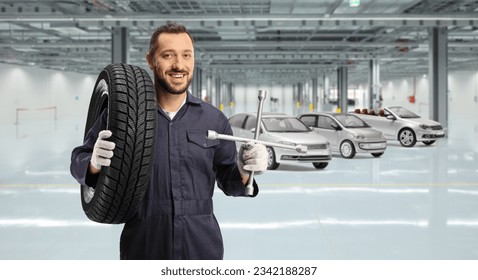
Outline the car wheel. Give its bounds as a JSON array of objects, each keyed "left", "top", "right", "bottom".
[
  {"left": 371, "top": 152, "right": 384, "bottom": 157},
  {"left": 340, "top": 140, "right": 356, "bottom": 158},
  {"left": 398, "top": 128, "right": 416, "bottom": 147},
  {"left": 422, "top": 140, "right": 436, "bottom": 146},
  {"left": 81, "top": 63, "right": 157, "bottom": 224},
  {"left": 313, "top": 162, "right": 329, "bottom": 169},
  {"left": 266, "top": 146, "right": 280, "bottom": 170}
]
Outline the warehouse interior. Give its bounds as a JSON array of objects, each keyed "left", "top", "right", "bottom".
[{"left": 0, "top": 0, "right": 477, "bottom": 259}]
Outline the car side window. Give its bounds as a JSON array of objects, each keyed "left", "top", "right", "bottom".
[
  {"left": 229, "top": 115, "right": 245, "bottom": 128},
  {"left": 300, "top": 116, "right": 316, "bottom": 127},
  {"left": 244, "top": 116, "right": 256, "bottom": 131},
  {"left": 317, "top": 116, "right": 334, "bottom": 130}
]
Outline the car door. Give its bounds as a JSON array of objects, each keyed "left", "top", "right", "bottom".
[
  {"left": 229, "top": 114, "right": 247, "bottom": 137},
  {"left": 379, "top": 109, "right": 401, "bottom": 138},
  {"left": 243, "top": 115, "right": 256, "bottom": 140},
  {"left": 315, "top": 115, "right": 339, "bottom": 150},
  {"left": 363, "top": 110, "right": 395, "bottom": 139}
]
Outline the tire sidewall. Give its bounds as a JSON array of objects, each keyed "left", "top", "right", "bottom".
[
  {"left": 340, "top": 140, "right": 355, "bottom": 158},
  {"left": 398, "top": 128, "right": 416, "bottom": 147}
]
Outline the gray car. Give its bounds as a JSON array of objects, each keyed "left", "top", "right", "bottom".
[
  {"left": 229, "top": 112, "right": 332, "bottom": 170},
  {"left": 298, "top": 113, "right": 387, "bottom": 159},
  {"left": 352, "top": 106, "right": 446, "bottom": 147}
]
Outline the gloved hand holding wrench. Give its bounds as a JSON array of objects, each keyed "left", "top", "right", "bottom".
[{"left": 207, "top": 90, "right": 307, "bottom": 196}]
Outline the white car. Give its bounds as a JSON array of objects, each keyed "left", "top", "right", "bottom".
[
  {"left": 229, "top": 112, "right": 332, "bottom": 170},
  {"left": 352, "top": 106, "right": 446, "bottom": 147},
  {"left": 298, "top": 112, "right": 387, "bottom": 158}
]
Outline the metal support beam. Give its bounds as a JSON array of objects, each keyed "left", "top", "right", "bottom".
[
  {"left": 323, "top": 75, "right": 330, "bottom": 104},
  {"left": 228, "top": 83, "right": 234, "bottom": 108},
  {"left": 191, "top": 66, "right": 202, "bottom": 98},
  {"left": 368, "top": 59, "right": 380, "bottom": 109},
  {"left": 312, "top": 77, "right": 318, "bottom": 112},
  {"left": 215, "top": 77, "right": 222, "bottom": 110},
  {"left": 111, "top": 27, "right": 129, "bottom": 64},
  {"left": 428, "top": 27, "right": 448, "bottom": 129},
  {"left": 338, "top": 66, "right": 348, "bottom": 113},
  {"left": 206, "top": 75, "right": 212, "bottom": 104}
]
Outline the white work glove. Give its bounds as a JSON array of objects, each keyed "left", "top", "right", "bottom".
[
  {"left": 237, "top": 142, "right": 268, "bottom": 177},
  {"left": 90, "top": 130, "right": 116, "bottom": 170}
]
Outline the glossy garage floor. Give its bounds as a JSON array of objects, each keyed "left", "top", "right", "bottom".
[{"left": 0, "top": 111, "right": 477, "bottom": 260}]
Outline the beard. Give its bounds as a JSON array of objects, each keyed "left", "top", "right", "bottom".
[{"left": 155, "top": 71, "right": 192, "bottom": 95}]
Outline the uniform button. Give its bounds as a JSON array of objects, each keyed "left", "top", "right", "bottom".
[{"left": 203, "top": 143, "right": 207, "bottom": 147}]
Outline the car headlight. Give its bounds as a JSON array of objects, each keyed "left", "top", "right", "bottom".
[
  {"left": 353, "top": 134, "right": 365, "bottom": 140},
  {"left": 419, "top": 124, "right": 431, "bottom": 130}
]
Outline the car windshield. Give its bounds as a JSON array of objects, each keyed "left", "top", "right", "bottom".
[
  {"left": 262, "top": 117, "right": 310, "bottom": 132},
  {"left": 388, "top": 106, "right": 420, "bottom": 118},
  {"left": 335, "top": 115, "right": 370, "bottom": 128}
]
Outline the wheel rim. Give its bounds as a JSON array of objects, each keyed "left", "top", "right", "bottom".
[
  {"left": 400, "top": 130, "right": 414, "bottom": 146},
  {"left": 341, "top": 142, "right": 352, "bottom": 157},
  {"left": 266, "top": 148, "right": 274, "bottom": 167}
]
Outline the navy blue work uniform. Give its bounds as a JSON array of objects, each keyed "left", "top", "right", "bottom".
[{"left": 70, "top": 92, "right": 258, "bottom": 260}]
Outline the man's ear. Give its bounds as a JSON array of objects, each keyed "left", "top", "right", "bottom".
[{"left": 146, "top": 53, "right": 154, "bottom": 70}]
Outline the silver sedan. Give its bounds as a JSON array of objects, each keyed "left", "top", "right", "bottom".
[
  {"left": 298, "top": 113, "right": 387, "bottom": 158},
  {"left": 229, "top": 112, "right": 332, "bottom": 170},
  {"left": 352, "top": 106, "right": 446, "bottom": 147}
]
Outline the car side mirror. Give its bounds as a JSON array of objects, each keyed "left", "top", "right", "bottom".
[
  {"left": 386, "top": 115, "right": 396, "bottom": 120},
  {"left": 331, "top": 123, "right": 341, "bottom": 130},
  {"left": 250, "top": 128, "right": 262, "bottom": 134}
]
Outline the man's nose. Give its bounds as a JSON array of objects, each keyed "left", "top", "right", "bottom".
[{"left": 171, "top": 55, "right": 183, "bottom": 69}]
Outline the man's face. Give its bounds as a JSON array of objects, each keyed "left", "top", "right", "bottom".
[{"left": 147, "top": 33, "right": 194, "bottom": 95}]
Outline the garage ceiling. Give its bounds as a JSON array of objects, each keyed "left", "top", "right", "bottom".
[{"left": 0, "top": 0, "right": 477, "bottom": 85}]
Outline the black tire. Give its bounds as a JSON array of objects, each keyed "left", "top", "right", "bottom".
[
  {"left": 340, "top": 140, "right": 356, "bottom": 159},
  {"left": 371, "top": 152, "right": 384, "bottom": 157},
  {"left": 81, "top": 63, "right": 157, "bottom": 224},
  {"left": 313, "top": 162, "right": 329, "bottom": 169},
  {"left": 398, "top": 128, "right": 416, "bottom": 147},
  {"left": 422, "top": 140, "right": 436, "bottom": 146},
  {"left": 266, "top": 146, "right": 280, "bottom": 170}
]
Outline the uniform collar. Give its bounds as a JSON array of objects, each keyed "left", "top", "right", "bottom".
[{"left": 185, "top": 91, "right": 202, "bottom": 105}]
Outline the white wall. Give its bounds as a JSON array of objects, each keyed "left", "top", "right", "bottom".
[
  {"left": 230, "top": 84, "right": 295, "bottom": 117},
  {"left": 380, "top": 75, "right": 430, "bottom": 117},
  {"left": 1, "top": 62, "right": 477, "bottom": 131},
  {"left": 0, "top": 63, "right": 96, "bottom": 124},
  {"left": 380, "top": 71, "right": 478, "bottom": 122}
]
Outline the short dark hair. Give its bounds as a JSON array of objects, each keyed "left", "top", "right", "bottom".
[{"left": 148, "top": 22, "right": 194, "bottom": 55}]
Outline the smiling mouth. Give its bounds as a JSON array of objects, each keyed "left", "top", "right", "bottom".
[{"left": 169, "top": 72, "right": 186, "bottom": 79}]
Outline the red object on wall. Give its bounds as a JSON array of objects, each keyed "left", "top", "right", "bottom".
[{"left": 408, "top": 95, "right": 416, "bottom": 103}]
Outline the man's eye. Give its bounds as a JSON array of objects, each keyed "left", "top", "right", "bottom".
[{"left": 163, "top": 54, "right": 172, "bottom": 58}]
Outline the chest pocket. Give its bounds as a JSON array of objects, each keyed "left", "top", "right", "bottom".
[{"left": 187, "top": 130, "right": 220, "bottom": 170}]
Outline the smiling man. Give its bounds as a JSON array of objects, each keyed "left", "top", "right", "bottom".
[{"left": 70, "top": 23, "right": 268, "bottom": 260}]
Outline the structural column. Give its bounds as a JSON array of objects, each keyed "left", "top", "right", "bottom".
[
  {"left": 368, "top": 59, "right": 380, "bottom": 109},
  {"left": 297, "top": 82, "right": 303, "bottom": 108},
  {"left": 206, "top": 74, "right": 212, "bottom": 104},
  {"left": 215, "top": 77, "right": 222, "bottom": 110},
  {"left": 428, "top": 27, "right": 448, "bottom": 129},
  {"left": 312, "top": 77, "right": 318, "bottom": 112},
  {"left": 111, "top": 27, "right": 129, "bottom": 64},
  {"left": 322, "top": 75, "right": 330, "bottom": 104},
  {"left": 337, "top": 66, "right": 348, "bottom": 113},
  {"left": 191, "top": 66, "right": 202, "bottom": 98},
  {"left": 228, "top": 83, "right": 234, "bottom": 108}
]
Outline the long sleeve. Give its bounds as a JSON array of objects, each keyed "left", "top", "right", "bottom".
[
  {"left": 214, "top": 114, "right": 259, "bottom": 197},
  {"left": 70, "top": 110, "right": 107, "bottom": 187}
]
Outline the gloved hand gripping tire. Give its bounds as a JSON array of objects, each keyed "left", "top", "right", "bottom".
[{"left": 90, "top": 130, "right": 116, "bottom": 170}]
